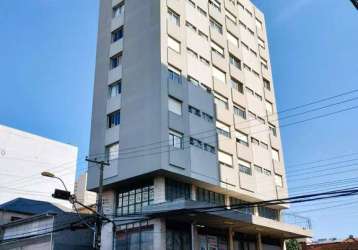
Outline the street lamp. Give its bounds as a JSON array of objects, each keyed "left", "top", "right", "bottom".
[{"left": 41, "top": 171, "right": 68, "bottom": 191}]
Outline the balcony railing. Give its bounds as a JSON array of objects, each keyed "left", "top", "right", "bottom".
[{"left": 282, "top": 212, "right": 312, "bottom": 230}]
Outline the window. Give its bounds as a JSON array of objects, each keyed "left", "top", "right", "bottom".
[
  {"left": 241, "top": 41, "right": 249, "bottom": 51},
  {"left": 214, "top": 94, "right": 229, "bottom": 110},
  {"left": 269, "top": 123, "right": 277, "bottom": 136},
  {"left": 265, "top": 100, "right": 274, "bottom": 114},
  {"left": 197, "top": 6, "right": 207, "bottom": 16},
  {"left": 275, "top": 174, "right": 283, "bottom": 187},
  {"left": 233, "top": 105, "right": 246, "bottom": 119},
  {"left": 109, "top": 81, "right": 121, "bottom": 98},
  {"left": 212, "top": 66, "right": 226, "bottom": 82},
  {"left": 243, "top": 63, "right": 251, "bottom": 71},
  {"left": 198, "top": 30, "right": 208, "bottom": 40},
  {"left": 165, "top": 179, "right": 191, "bottom": 201},
  {"left": 260, "top": 141, "right": 268, "bottom": 150},
  {"left": 261, "top": 57, "right": 268, "bottom": 69},
  {"left": 187, "top": 75, "right": 199, "bottom": 86},
  {"left": 251, "top": 137, "right": 259, "bottom": 146},
  {"left": 190, "top": 137, "right": 202, "bottom": 148},
  {"left": 209, "top": 0, "right": 221, "bottom": 12},
  {"left": 252, "top": 70, "right": 260, "bottom": 78},
  {"left": 113, "top": 2, "right": 124, "bottom": 18},
  {"left": 202, "top": 112, "right": 214, "bottom": 123},
  {"left": 258, "top": 38, "right": 265, "bottom": 49},
  {"left": 116, "top": 184, "right": 154, "bottom": 216},
  {"left": 167, "top": 8, "right": 180, "bottom": 26},
  {"left": 227, "top": 32, "right": 239, "bottom": 47},
  {"left": 168, "top": 96, "right": 182, "bottom": 115},
  {"left": 258, "top": 207, "right": 279, "bottom": 221},
  {"left": 110, "top": 53, "right": 122, "bottom": 69},
  {"left": 239, "top": 159, "right": 252, "bottom": 175},
  {"left": 219, "top": 151, "right": 233, "bottom": 168},
  {"left": 117, "top": 226, "right": 154, "bottom": 249},
  {"left": 245, "top": 8, "right": 253, "bottom": 17},
  {"left": 263, "top": 78, "right": 271, "bottom": 91},
  {"left": 248, "top": 111, "right": 256, "bottom": 119},
  {"left": 237, "top": 1, "right": 244, "bottom": 10},
  {"left": 196, "top": 187, "right": 225, "bottom": 205},
  {"left": 264, "top": 168, "right": 272, "bottom": 176},
  {"left": 168, "top": 131, "right": 183, "bottom": 151},
  {"left": 168, "top": 36, "right": 181, "bottom": 53},
  {"left": 246, "top": 87, "right": 254, "bottom": 96},
  {"left": 254, "top": 165, "right": 263, "bottom": 173},
  {"left": 231, "top": 78, "right": 244, "bottom": 93},
  {"left": 187, "top": 47, "right": 198, "bottom": 58},
  {"left": 272, "top": 148, "right": 280, "bottom": 161},
  {"left": 225, "top": 9, "right": 236, "bottom": 24},
  {"left": 106, "top": 142, "right": 119, "bottom": 161},
  {"left": 211, "top": 41, "right": 224, "bottom": 57},
  {"left": 185, "top": 21, "right": 197, "bottom": 32},
  {"left": 200, "top": 56, "right": 210, "bottom": 66},
  {"left": 209, "top": 18, "right": 223, "bottom": 34},
  {"left": 257, "top": 116, "right": 265, "bottom": 124},
  {"left": 255, "top": 18, "right": 263, "bottom": 30},
  {"left": 229, "top": 54, "right": 241, "bottom": 70},
  {"left": 248, "top": 28, "right": 255, "bottom": 36},
  {"left": 189, "top": 105, "right": 201, "bottom": 117},
  {"left": 230, "top": 197, "right": 254, "bottom": 214},
  {"left": 107, "top": 110, "right": 121, "bottom": 128},
  {"left": 236, "top": 131, "right": 249, "bottom": 146},
  {"left": 239, "top": 21, "right": 247, "bottom": 30},
  {"left": 255, "top": 93, "right": 263, "bottom": 101},
  {"left": 111, "top": 27, "right": 123, "bottom": 43},
  {"left": 204, "top": 143, "right": 215, "bottom": 153},
  {"left": 168, "top": 65, "right": 181, "bottom": 84},
  {"left": 186, "top": 0, "right": 196, "bottom": 7},
  {"left": 216, "top": 121, "right": 231, "bottom": 138}
]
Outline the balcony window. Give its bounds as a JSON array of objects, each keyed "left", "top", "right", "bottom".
[
  {"left": 214, "top": 94, "right": 229, "bottom": 110},
  {"left": 110, "top": 53, "right": 122, "bottom": 69},
  {"left": 258, "top": 38, "right": 265, "bottom": 49},
  {"left": 229, "top": 54, "right": 241, "bottom": 70},
  {"left": 209, "top": 18, "right": 223, "bottom": 34},
  {"left": 269, "top": 123, "right": 277, "bottom": 136},
  {"left": 112, "top": 2, "right": 124, "bottom": 18},
  {"left": 167, "top": 8, "right": 180, "bottom": 26},
  {"left": 168, "top": 36, "right": 181, "bottom": 53},
  {"left": 190, "top": 137, "right": 202, "bottom": 148},
  {"left": 258, "top": 207, "right": 279, "bottom": 221},
  {"left": 108, "top": 80, "right": 121, "bottom": 98},
  {"left": 209, "top": 0, "right": 221, "bottom": 12},
  {"left": 275, "top": 174, "right": 283, "bottom": 187},
  {"left": 211, "top": 41, "right": 224, "bottom": 57},
  {"left": 165, "top": 178, "right": 191, "bottom": 201},
  {"left": 263, "top": 78, "right": 271, "bottom": 91},
  {"left": 202, "top": 112, "right": 214, "bottom": 123},
  {"left": 255, "top": 18, "right": 263, "bottom": 30},
  {"left": 111, "top": 27, "right": 123, "bottom": 43},
  {"left": 265, "top": 100, "right": 274, "bottom": 114},
  {"left": 169, "top": 130, "right": 183, "bottom": 149},
  {"left": 212, "top": 66, "right": 226, "bottom": 83},
  {"left": 168, "top": 96, "right": 182, "bottom": 115},
  {"left": 218, "top": 151, "right": 233, "bottom": 168},
  {"left": 196, "top": 187, "right": 225, "bottom": 205},
  {"left": 239, "top": 159, "right": 252, "bottom": 175},
  {"left": 204, "top": 143, "right": 215, "bottom": 153},
  {"left": 168, "top": 65, "right": 182, "bottom": 84},
  {"left": 107, "top": 110, "right": 121, "bottom": 128},
  {"left": 227, "top": 32, "right": 239, "bottom": 47},
  {"left": 234, "top": 105, "right": 246, "bottom": 119},
  {"left": 236, "top": 131, "right": 249, "bottom": 146},
  {"left": 185, "top": 21, "right": 197, "bottom": 32},
  {"left": 105, "top": 142, "right": 119, "bottom": 161},
  {"left": 189, "top": 105, "right": 201, "bottom": 117},
  {"left": 225, "top": 9, "right": 237, "bottom": 24},
  {"left": 272, "top": 148, "right": 280, "bottom": 161},
  {"left": 187, "top": 75, "right": 200, "bottom": 86},
  {"left": 231, "top": 78, "right": 244, "bottom": 93},
  {"left": 216, "top": 121, "right": 231, "bottom": 138}
]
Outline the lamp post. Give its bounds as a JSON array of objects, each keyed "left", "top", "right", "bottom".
[{"left": 41, "top": 171, "right": 68, "bottom": 191}]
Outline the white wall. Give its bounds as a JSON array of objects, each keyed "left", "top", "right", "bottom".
[{"left": 0, "top": 125, "right": 77, "bottom": 208}]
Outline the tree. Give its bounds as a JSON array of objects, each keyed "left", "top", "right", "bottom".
[{"left": 286, "top": 239, "right": 300, "bottom": 250}]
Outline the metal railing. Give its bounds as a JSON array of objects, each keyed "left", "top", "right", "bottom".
[{"left": 281, "top": 212, "right": 312, "bottom": 230}]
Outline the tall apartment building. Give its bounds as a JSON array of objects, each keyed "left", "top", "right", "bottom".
[{"left": 88, "top": 0, "right": 312, "bottom": 249}]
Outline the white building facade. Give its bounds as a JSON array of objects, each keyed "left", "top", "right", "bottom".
[{"left": 0, "top": 125, "right": 77, "bottom": 208}]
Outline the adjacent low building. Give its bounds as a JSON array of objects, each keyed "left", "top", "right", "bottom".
[{"left": 302, "top": 236, "right": 358, "bottom": 250}]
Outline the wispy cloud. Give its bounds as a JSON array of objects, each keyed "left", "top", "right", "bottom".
[{"left": 274, "top": 0, "right": 314, "bottom": 24}]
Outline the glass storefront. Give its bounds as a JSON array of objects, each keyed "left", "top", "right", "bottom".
[
  {"left": 198, "top": 234, "right": 228, "bottom": 250},
  {"left": 116, "top": 225, "right": 153, "bottom": 250}
]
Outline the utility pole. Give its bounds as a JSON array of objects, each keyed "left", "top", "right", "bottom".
[{"left": 86, "top": 157, "right": 110, "bottom": 250}]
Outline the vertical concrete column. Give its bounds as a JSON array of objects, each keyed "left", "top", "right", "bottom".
[
  {"left": 256, "top": 232, "right": 263, "bottom": 250},
  {"left": 153, "top": 218, "right": 166, "bottom": 250},
  {"left": 101, "top": 223, "right": 114, "bottom": 250},
  {"left": 191, "top": 185, "right": 197, "bottom": 201},
  {"left": 154, "top": 176, "right": 166, "bottom": 204},
  {"left": 254, "top": 206, "right": 259, "bottom": 216},
  {"left": 225, "top": 195, "right": 231, "bottom": 209},
  {"left": 281, "top": 240, "right": 287, "bottom": 250},
  {"left": 101, "top": 190, "right": 115, "bottom": 250},
  {"left": 191, "top": 222, "right": 197, "bottom": 250},
  {"left": 228, "top": 227, "right": 234, "bottom": 250}
]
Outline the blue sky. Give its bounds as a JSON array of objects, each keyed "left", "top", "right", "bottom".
[{"left": 0, "top": 0, "right": 357, "bottom": 240}]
